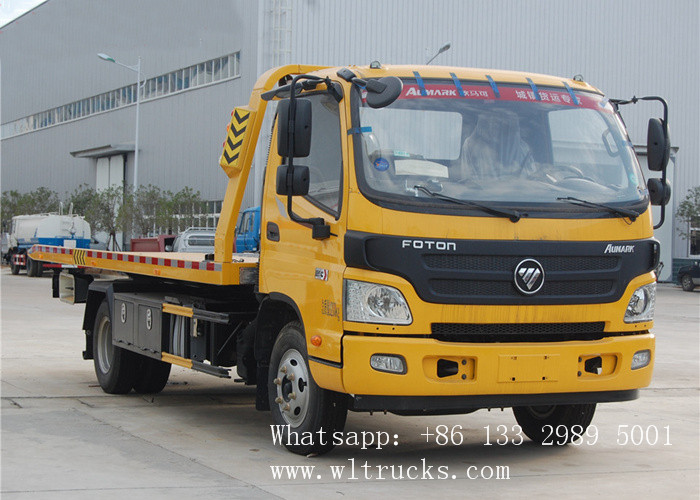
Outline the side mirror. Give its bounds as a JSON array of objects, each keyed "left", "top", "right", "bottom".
[
  {"left": 276, "top": 164, "right": 310, "bottom": 196},
  {"left": 647, "top": 178, "right": 671, "bottom": 206},
  {"left": 277, "top": 99, "right": 312, "bottom": 158},
  {"left": 164, "top": 245, "right": 173, "bottom": 252},
  {"left": 365, "top": 76, "right": 403, "bottom": 109},
  {"left": 647, "top": 118, "right": 670, "bottom": 171}
]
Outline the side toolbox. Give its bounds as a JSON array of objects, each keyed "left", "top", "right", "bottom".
[{"left": 112, "top": 293, "right": 164, "bottom": 360}]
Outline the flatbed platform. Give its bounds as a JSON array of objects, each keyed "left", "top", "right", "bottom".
[{"left": 28, "top": 245, "right": 259, "bottom": 285}]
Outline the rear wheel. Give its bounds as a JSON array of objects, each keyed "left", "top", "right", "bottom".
[
  {"left": 513, "top": 403, "right": 596, "bottom": 445},
  {"left": 268, "top": 321, "right": 347, "bottom": 455},
  {"left": 133, "top": 356, "right": 171, "bottom": 394},
  {"left": 26, "top": 255, "right": 35, "bottom": 276},
  {"left": 10, "top": 254, "right": 20, "bottom": 275},
  {"left": 93, "top": 301, "right": 139, "bottom": 394},
  {"left": 681, "top": 274, "right": 695, "bottom": 292},
  {"left": 29, "top": 258, "right": 42, "bottom": 277}
]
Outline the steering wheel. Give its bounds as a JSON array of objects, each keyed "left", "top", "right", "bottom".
[
  {"left": 555, "top": 164, "right": 587, "bottom": 179},
  {"left": 533, "top": 164, "right": 597, "bottom": 184}
]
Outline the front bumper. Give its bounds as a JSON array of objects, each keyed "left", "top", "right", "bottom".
[
  {"left": 350, "top": 390, "right": 639, "bottom": 414},
  {"left": 339, "top": 333, "right": 654, "bottom": 403}
]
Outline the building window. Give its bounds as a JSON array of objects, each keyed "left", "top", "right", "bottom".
[
  {"left": 1, "top": 51, "right": 241, "bottom": 139},
  {"left": 212, "top": 59, "right": 221, "bottom": 81},
  {"left": 205, "top": 61, "right": 213, "bottom": 84},
  {"left": 690, "top": 225, "right": 700, "bottom": 256}
]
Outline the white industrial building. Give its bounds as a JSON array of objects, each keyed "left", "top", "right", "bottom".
[{"left": 1, "top": 0, "right": 697, "bottom": 279}]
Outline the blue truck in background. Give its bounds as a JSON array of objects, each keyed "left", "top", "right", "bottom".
[{"left": 235, "top": 206, "right": 260, "bottom": 252}]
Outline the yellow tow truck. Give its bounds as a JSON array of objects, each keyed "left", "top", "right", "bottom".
[{"left": 31, "top": 63, "right": 672, "bottom": 454}]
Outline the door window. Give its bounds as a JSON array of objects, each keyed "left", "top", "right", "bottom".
[{"left": 302, "top": 94, "right": 343, "bottom": 215}]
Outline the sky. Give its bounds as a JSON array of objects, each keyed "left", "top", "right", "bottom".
[{"left": 0, "top": 0, "right": 45, "bottom": 27}]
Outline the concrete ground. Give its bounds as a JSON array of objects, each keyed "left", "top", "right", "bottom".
[{"left": 1, "top": 268, "right": 698, "bottom": 499}]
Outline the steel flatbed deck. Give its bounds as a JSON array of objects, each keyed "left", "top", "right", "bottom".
[{"left": 28, "top": 245, "right": 259, "bottom": 285}]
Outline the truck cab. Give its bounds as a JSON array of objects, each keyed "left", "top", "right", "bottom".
[
  {"left": 250, "top": 65, "right": 670, "bottom": 451},
  {"left": 234, "top": 206, "right": 261, "bottom": 252}
]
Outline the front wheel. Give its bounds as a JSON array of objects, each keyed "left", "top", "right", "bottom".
[
  {"left": 681, "top": 274, "right": 695, "bottom": 292},
  {"left": 268, "top": 321, "right": 347, "bottom": 455},
  {"left": 513, "top": 403, "right": 596, "bottom": 445}
]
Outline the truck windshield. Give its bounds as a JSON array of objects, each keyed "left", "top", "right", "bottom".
[{"left": 354, "top": 79, "right": 646, "bottom": 216}]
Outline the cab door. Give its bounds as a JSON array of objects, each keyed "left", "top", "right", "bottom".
[{"left": 260, "top": 90, "right": 347, "bottom": 368}]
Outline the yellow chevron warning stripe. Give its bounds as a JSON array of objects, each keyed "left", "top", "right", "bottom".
[
  {"left": 219, "top": 107, "right": 250, "bottom": 173},
  {"left": 72, "top": 249, "right": 86, "bottom": 266}
]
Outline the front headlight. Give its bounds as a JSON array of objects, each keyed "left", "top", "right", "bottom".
[
  {"left": 624, "top": 283, "right": 656, "bottom": 323},
  {"left": 344, "top": 279, "right": 412, "bottom": 325}
]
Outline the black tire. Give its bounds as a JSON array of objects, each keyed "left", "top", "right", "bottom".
[
  {"left": 28, "top": 258, "right": 42, "bottom": 277},
  {"left": 133, "top": 356, "right": 171, "bottom": 394},
  {"left": 92, "top": 301, "right": 139, "bottom": 394},
  {"left": 25, "top": 255, "right": 35, "bottom": 276},
  {"left": 268, "top": 321, "right": 347, "bottom": 455},
  {"left": 10, "top": 256, "right": 20, "bottom": 275},
  {"left": 513, "top": 403, "right": 596, "bottom": 445},
  {"left": 680, "top": 274, "right": 695, "bottom": 292}
]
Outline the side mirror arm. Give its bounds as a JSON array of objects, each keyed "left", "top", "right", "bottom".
[
  {"left": 644, "top": 97, "right": 670, "bottom": 229},
  {"left": 613, "top": 96, "right": 671, "bottom": 229},
  {"left": 283, "top": 74, "right": 331, "bottom": 240}
]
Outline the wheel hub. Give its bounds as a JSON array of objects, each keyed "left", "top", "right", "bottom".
[
  {"left": 273, "top": 349, "right": 309, "bottom": 426},
  {"left": 96, "top": 316, "right": 114, "bottom": 374}
]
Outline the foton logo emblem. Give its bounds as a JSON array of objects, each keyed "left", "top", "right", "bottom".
[
  {"left": 401, "top": 240, "right": 457, "bottom": 251},
  {"left": 514, "top": 259, "right": 545, "bottom": 295},
  {"left": 604, "top": 244, "right": 635, "bottom": 254}
]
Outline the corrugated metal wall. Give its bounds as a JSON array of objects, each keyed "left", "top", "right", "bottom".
[{"left": 278, "top": 0, "right": 699, "bottom": 258}]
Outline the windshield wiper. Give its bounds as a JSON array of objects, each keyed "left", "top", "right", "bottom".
[
  {"left": 414, "top": 185, "right": 522, "bottom": 223},
  {"left": 556, "top": 196, "right": 639, "bottom": 221}
]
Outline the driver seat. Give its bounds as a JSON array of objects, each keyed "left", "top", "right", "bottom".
[{"left": 460, "top": 112, "right": 532, "bottom": 180}]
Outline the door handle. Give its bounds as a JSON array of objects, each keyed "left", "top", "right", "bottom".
[{"left": 266, "top": 222, "right": 280, "bottom": 242}]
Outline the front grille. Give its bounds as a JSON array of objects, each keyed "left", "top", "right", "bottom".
[
  {"left": 431, "top": 322, "right": 608, "bottom": 343},
  {"left": 430, "top": 279, "right": 614, "bottom": 297},
  {"left": 423, "top": 255, "right": 620, "bottom": 273},
  {"left": 345, "top": 232, "right": 657, "bottom": 306},
  {"left": 422, "top": 254, "right": 620, "bottom": 303}
]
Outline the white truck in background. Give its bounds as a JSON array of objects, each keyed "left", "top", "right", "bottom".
[{"left": 5, "top": 213, "right": 91, "bottom": 276}]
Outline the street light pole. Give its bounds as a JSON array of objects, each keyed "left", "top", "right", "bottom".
[
  {"left": 97, "top": 53, "right": 143, "bottom": 189},
  {"left": 133, "top": 56, "right": 141, "bottom": 191},
  {"left": 426, "top": 42, "right": 452, "bottom": 65}
]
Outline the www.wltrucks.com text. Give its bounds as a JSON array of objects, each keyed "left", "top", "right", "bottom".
[{"left": 270, "top": 459, "right": 510, "bottom": 481}]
